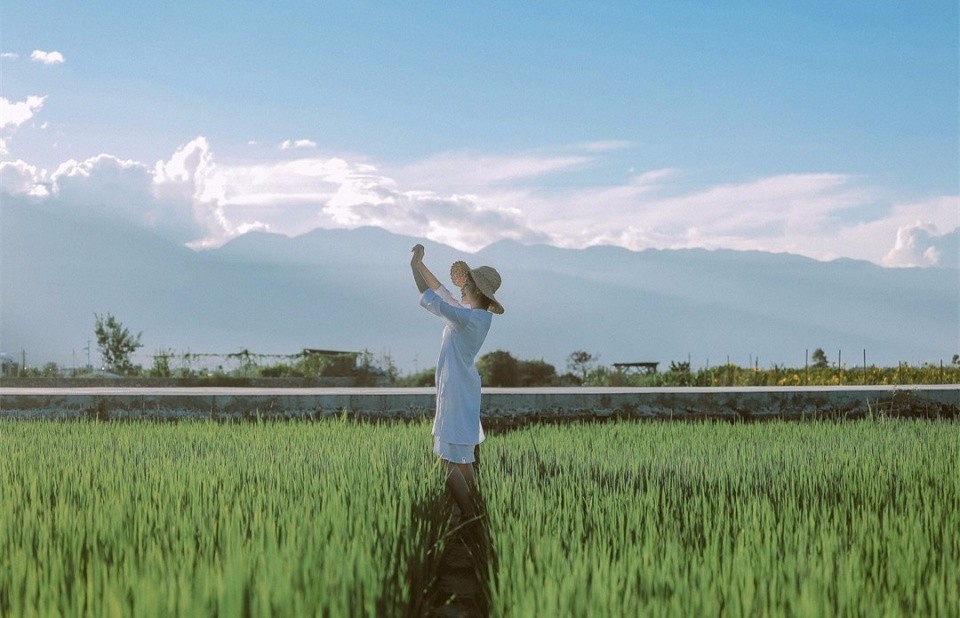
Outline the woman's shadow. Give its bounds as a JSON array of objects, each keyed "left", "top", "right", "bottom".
[{"left": 428, "top": 448, "right": 498, "bottom": 617}]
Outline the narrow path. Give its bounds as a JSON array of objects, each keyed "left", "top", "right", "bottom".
[{"left": 430, "top": 505, "right": 492, "bottom": 618}]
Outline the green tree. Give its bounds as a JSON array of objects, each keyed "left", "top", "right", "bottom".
[
  {"left": 518, "top": 359, "right": 558, "bottom": 386},
  {"left": 94, "top": 313, "right": 143, "bottom": 375},
  {"left": 477, "top": 350, "right": 520, "bottom": 387},
  {"left": 811, "top": 348, "right": 829, "bottom": 369},
  {"left": 293, "top": 350, "right": 331, "bottom": 377},
  {"left": 667, "top": 360, "right": 693, "bottom": 386},
  {"left": 396, "top": 367, "right": 435, "bottom": 387},
  {"left": 567, "top": 350, "right": 598, "bottom": 383}
]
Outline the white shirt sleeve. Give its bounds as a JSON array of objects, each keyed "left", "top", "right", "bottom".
[
  {"left": 436, "top": 285, "right": 462, "bottom": 307},
  {"left": 420, "top": 286, "right": 473, "bottom": 330}
]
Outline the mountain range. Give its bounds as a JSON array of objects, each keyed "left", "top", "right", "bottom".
[{"left": 2, "top": 196, "right": 957, "bottom": 375}]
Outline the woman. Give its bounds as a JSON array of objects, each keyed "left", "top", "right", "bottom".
[{"left": 410, "top": 243, "right": 503, "bottom": 518}]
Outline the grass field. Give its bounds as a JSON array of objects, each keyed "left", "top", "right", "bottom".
[
  {"left": 1, "top": 419, "right": 957, "bottom": 616},
  {"left": 481, "top": 421, "right": 959, "bottom": 616},
  {"left": 0, "top": 420, "right": 449, "bottom": 616}
]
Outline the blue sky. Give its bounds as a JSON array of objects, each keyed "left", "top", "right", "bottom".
[{"left": 2, "top": 1, "right": 957, "bottom": 266}]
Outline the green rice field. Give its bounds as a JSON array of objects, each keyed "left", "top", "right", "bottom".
[{"left": 1, "top": 419, "right": 957, "bottom": 617}]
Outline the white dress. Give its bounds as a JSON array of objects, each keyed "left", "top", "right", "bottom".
[{"left": 419, "top": 285, "right": 491, "bottom": 458}]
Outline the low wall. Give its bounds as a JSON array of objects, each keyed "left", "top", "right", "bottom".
[
  {"left": 1, "top": 386, "right": 956, "bottom": 425},
  {"left": 0, "top": 376, "right": 360, "bottom": 388}
]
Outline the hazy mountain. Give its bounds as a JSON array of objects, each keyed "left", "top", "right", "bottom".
[{"left": 2, "top": 197, "right": 957, "bottom": 374}]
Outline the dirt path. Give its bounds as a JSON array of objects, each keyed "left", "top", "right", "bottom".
[{"left": 430, "top": 506, "right": 492, "bottom": 617}]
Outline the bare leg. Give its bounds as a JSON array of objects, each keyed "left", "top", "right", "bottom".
[
  {"left": 457, "top": 462, "right": 477, "bottom": 490},
  {"left": 444, "top": 461, "right": 476, "bottom": 519}
]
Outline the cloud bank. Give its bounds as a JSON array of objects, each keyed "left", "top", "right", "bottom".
[{"left": 1, "top": 136, "right": 956, "bottom": 267}]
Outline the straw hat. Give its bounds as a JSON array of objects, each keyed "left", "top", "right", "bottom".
[{"left": 451, "top": 260, "right": 504, "bottom": 314}]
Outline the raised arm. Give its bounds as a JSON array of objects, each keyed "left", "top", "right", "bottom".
[{"left": 411, "top": 244, "right": 441, "bottom": 293}]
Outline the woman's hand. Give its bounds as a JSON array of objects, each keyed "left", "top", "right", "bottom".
[
  {"left": 410, "top": 244, "right": 430, "bottom": 293},
  {"left": 410, "top": 243, "right": 441, "bottom": 292},
  {"left": 411, "top": 244, "right": 425, "bottom": 264}
]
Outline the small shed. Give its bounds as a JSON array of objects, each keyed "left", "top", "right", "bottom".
[
  {"left": 300, "top": 349, "right": 360, "bottom": 377},
  {"left": 613, "top": 361, "right": 659, "bottom": 375}
]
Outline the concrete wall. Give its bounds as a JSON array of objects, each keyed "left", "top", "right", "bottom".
[
  {"left": 0, "top": 376, "right": 361, "bottom": 388},
  {"left": 1, "top": 386, "right": 956, "bottom": 424}
]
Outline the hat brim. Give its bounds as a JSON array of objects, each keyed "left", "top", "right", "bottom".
[
  {"left": 472, "top": 277, "right": 503, "bottom": 314},
  {"left": 463, "top": 263, "right": 504, "bottom": 314}
]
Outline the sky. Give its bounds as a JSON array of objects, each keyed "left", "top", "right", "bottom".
[{"left": 1, "top": 1, "right": 958, "bottom": 267}]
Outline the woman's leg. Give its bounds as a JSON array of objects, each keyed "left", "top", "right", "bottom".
[
  {"left": 457, "top": 462, "right": 477, "bottom": 489},
  {"left": 444, "top": 460, "right": 476, "bottom": 518}
]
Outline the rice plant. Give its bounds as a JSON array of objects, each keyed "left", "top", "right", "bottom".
[
  {"left": 3, "top": 419, "right": 957, "bottom": 616},
  {"left": 0, "top": 419, "right": 449, "bottom": 617},
  {"left": 480, "top": 420, "right": 960, "bottom": 616}
]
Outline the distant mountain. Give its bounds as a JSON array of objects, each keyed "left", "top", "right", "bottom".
[{"left": 2, "top": 197, "right": 957, "bottom": 374}]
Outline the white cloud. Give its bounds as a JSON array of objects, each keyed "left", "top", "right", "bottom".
[
  {"left": 280, "top": 139, "right": 317, "bottom": 150},
  {"left": 1, "top": 52, "right": 19, "bottom": 60},
  {"left": 0, "top": 95, "right": 47, "bottom": 155},
  {"left": 493, "top": 171, "right": 870, "bottom": 252},
  {"left": 30, "top": 50, "right": 65, "bottom": 65},
  {"left": 29, "top": 151, "right": 201, "bottom": 243},
  {"left": 154, "top": 136, "right": 214, "bottom": 187},
  {"left": 155, "top": 137, "right": 274, "bottom": 245},
  {"left": 0, "top": 95, "right": 46, "bottom": 129},
  {"left": 2, "top": 137, "right": 957, "bottom": 267},
  {"left": 452, "top": 166, "right": 958, "bottom": 268},
  {"left": 824, "top": 195, "right": 959, "bottom": 267},
  {"left": 577, "top": 140, "right": 634, "bottom": 152},
  {"left": 173, "top": 151, "right": 542, "bottom": 250},
  {"left": 396, "top": 150, "right": 592, "bottom": 192},
  {"left": 53, "top": 155, "right": 154, "bottom": 209},
  {"left": 883, "top": 221, "right": 959, "bottom": 268},
  {"left": 0, "top": 160, "right": 50, "bottom": 197}
]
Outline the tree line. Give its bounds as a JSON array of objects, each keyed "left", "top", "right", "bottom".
[{"left": 9, "top": 314, "right": 958, "bottom": 387}]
